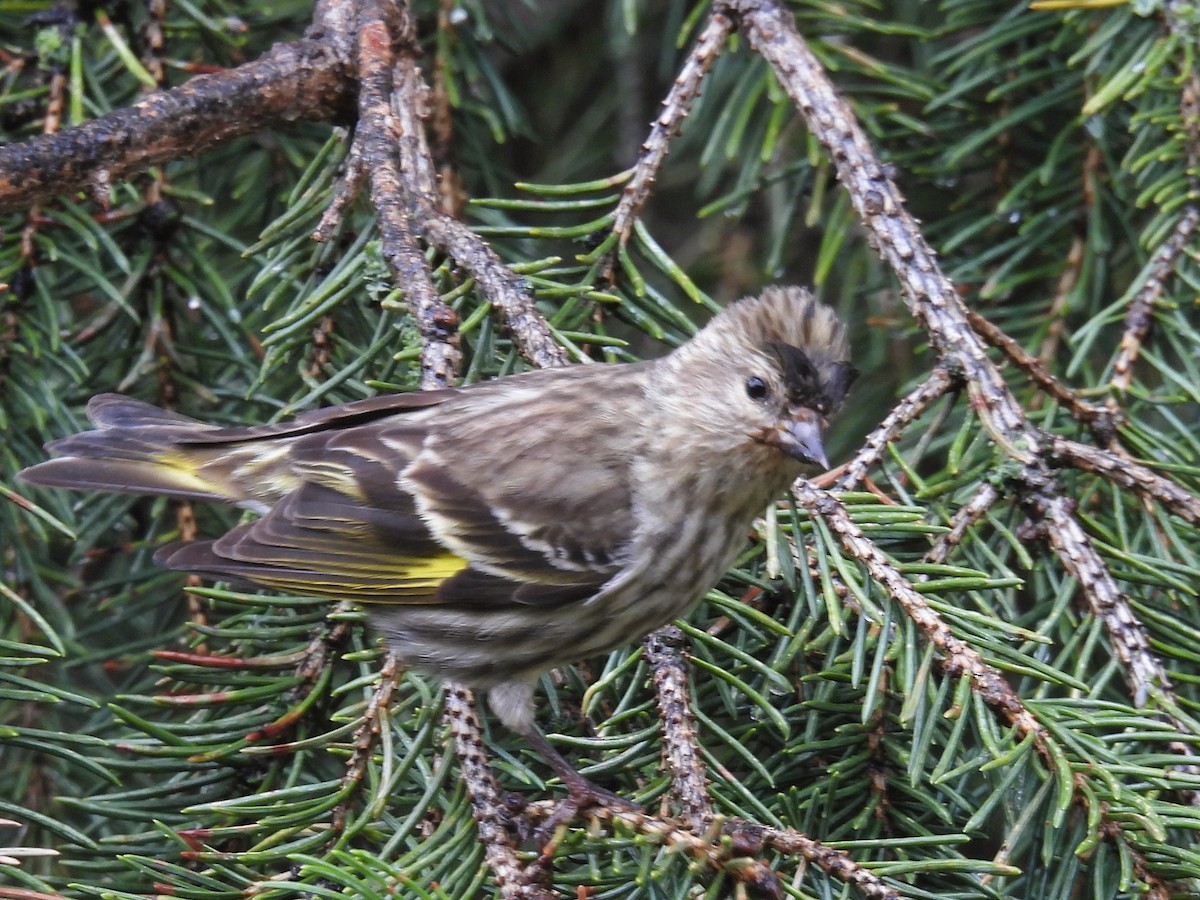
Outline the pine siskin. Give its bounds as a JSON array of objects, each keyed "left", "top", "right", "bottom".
[{"left": 20, "top": 286, "right": 854, "bottom": 804}]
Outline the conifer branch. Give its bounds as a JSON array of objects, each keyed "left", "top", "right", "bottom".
[
  {"left": 334, "top": 651, "right": 402, "bottom": 832},
  {"left": 1020, "top": 488, "right": 1200, "bottom": 807},
  {"left": 1048, "top": 437, "right": 1200, "bottom": 527},
  {"left": 445, "top": 685, "right": 555, "bottom": 900},
  {"left": 351, "top": 0, "right": 461, "bottom": 389},
  {"left": 925, "top": 483, "right": 1002, "bottom": 566},
  {"left": 726, "top": 0, "right": 1035, "bottom": 453},
  {"left": 313, "top": 134, "right": 366, "bottom": 243},
  {"left": 727, "top": 0, "right": 1199, "bottom": 802},
  {"left": 1108, "top": 205, "right": 1200, "bottom": 395},
  {"left": 603, "top": 10, "right": 733, "bottom": 274},
  {"left": 1101, "top": 821, "right": 1174, "bottom": 900},
  {"left": 833, "top": 366, "right": 958, "bottom": 492},
  {"left": 750, "top": 823, "right": 902, "bottom": 900},
  {"left": 0, "top": 34, "right": 354, "bottom": 212},
  {"left": 792, "top": 482, "right": 1050, "bottom": 746},
  {"left": 964, "top": 309, "right": 1115, "bottom": 437},
  {"left": 1022, "top": 489, "right": 1169, "bottom": 703},
  {"left": 731, "top": 0, "right": 1057, "bottom": 740},
  {"left": 526, "top": 801, "right": 900, "bottom": 900},
  {"left": 644, "top": 625, "right": 714, "bottom": 831},
  {"left": 1036, "top": 233, "right": 1087, "bottom": 365},
  {"left": 5, "top": 1, "right": 1200, "bottom": 895},
  {"left": 0, "top": 0, "right": 563, "bottom": 374},
  {"left": 353, "top": 0, "right": 569, "bottom": 371}
]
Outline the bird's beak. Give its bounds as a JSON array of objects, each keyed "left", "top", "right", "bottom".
[{"left": 775, "top": 408, "right": 828, "bottom": 469}]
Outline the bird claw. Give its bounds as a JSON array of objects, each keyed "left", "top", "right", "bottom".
[{"left": 535, "top": 777, "right": 643, "bottom": 849}]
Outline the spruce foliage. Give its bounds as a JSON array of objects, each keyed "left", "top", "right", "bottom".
[{"left": 1, "top": 2, "right": 1198, "bottom": 898}]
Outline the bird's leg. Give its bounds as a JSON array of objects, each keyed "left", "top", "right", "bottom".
[{"left": 517, "top": 724, "right": 641, "bottom": 838}]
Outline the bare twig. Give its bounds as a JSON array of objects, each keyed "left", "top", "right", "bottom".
[
  {"left": 643, "top": 625, "right": 713, "bottom": 830},
  {"left": 392, "top": 6, "right": 442, "bottom": 200},
  {"left": 0, "top": 37, "right": 354, "bottom": 212},
  {"left": 833, "top": 366, "right": 958, "bottom": 492},
  {"left": 445, "top": 685, "right": 555, "bottom": 900},
  {"left": 353, "top": 0, "right": 461, "bottom": 390},
  {"left": 391, "top": 5, "right": 441, "bottom": 200},
  {"left": 1048, "top": 437, "right": 1200, "bottom": 527},
  {"left": 925, "top": 482, "right": 1002, "bottom": 566},
  {"left": 965, "top": 309, "right": 1115, "bottom": 436},
  {"left": 1109, "top": 205, "right": 1200, "bottom": 394},
  {"left": 605, "top": 11, "right": 733, "bottom": 267}
]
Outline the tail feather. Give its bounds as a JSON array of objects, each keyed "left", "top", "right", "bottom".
[
  {"left": 18, "top": 457, "right": 227, "bottom": 501},
  {"left": 20, "top": 389, "right": 449, "bottom": 510},
  {"left": 85, "top": 393, "right": 215, "bottom": 430},
  {"left": 19, "top": 395, "right": 231, "bottom": 502}
]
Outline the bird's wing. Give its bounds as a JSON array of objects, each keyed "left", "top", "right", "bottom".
[
  {"left": 159, "top": 365, "right": 648, "bottom": 609},
  {"left": 157, "top": 439, "right": 621, "bottom": 609},
  {"left": 396, "top": 363, "right": 648, "bottom": 585},
  {"left": 157, "top": 481, "right": 467, "bottom": 598}
]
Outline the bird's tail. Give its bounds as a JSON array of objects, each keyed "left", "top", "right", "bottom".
[{"left": 18, "top": 394, "right": 243, "bottom": 504}]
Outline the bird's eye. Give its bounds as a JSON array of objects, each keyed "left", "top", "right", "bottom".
[{"left": 745, "top": 376, "right": 769, "bottom": 401}]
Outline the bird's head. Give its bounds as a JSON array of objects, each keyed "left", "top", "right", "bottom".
[{"left": 661, "top": 286, "right": 856, "bottom": 471}]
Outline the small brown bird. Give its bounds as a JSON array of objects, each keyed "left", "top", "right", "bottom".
[{"left": 19, "top": 286, "right": 854, "bottom": 806}]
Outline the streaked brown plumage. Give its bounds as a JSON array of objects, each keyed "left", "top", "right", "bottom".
[{"left": 19, "top": 286, "right": 854, "bottom": 801}]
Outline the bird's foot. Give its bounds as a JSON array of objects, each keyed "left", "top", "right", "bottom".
[
  {"left": 535, "top": 776, "right": 642, "bottom": 850},
  {"left": 520, "top": 725, "right": 642, "bottom": 847}
]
